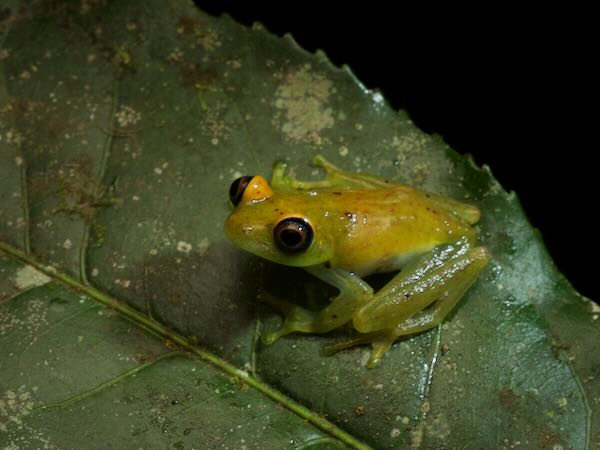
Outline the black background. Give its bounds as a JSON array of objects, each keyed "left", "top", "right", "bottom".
[{"left": 196, "top": 3, "right": 596, "bottom": 302}]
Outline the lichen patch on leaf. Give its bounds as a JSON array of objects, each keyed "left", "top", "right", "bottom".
[
  {"left": 272, "top": 64, "right": 335, "bottom": 145},
  {"left": 390, "top": 132, "right": 428, "bottom": 162},
  {"left": 0, "top": 128, "right": 24, "bottom": 146},
  {"left": 0, "top": 297, "right": 48, "bottom": 344},
  {"left": 176, "top": 16, "right": 222, "bottom": 52},
  {"left": 0, "top": 385, "right": 36, "bottom": 432},
  {"left": 177, "top": 241, "right": 192, "bottom": 253},
  {"left": 0, "top": 385, "right": 54, "bottom": 448},
  {"left": 14, "top": 265, "right": 51, "bottom": 290},
  {"left": 199, "top": 100, "right": 233, "bottom": 145},
  {"left": 197, "top": 237, "right": 210, "bottom": 255},
  {"left": 115, "top": 105, "right": 142, "bottom": 129}
]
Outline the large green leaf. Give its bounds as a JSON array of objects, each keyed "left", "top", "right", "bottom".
[{"left": 1, "top": 1, "right": 598, "bottom": 448}]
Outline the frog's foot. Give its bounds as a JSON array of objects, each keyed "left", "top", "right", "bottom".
[
  {"left": 259, "top": 293, "right": 317, "bottom": 345},
  {"left": 322, "top": 334, "right": 373, "bottom": 356},
  {"left": 311, "top": 154, "right": 342, "bottom": 174},
  {"left": 272, "top": 155, "right": 341, "bottom": 183},
  {"left": 270, "top": 160, "right": 290, "bottom": 188},
  {"left": 322, "top": 332, "right": 397, "bottom": 368}
]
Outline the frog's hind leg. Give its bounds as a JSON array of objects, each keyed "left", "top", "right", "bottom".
[
  {"left": 392, "top": 248, "right": 489, "bottom": 338},
  {"left": 350, "top": 244, "right": 490, "bottom": 366},
  {"left": 352, "top": 243, "right": 490, "bottom": 334}
]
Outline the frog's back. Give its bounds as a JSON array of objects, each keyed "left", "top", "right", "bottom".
[{"left": 309, "top": 186, "right": 479, "bottom": 276}]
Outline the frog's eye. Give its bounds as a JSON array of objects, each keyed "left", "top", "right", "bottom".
[
  {"left": 229, "top": 176, "right": 254, "bottom": 206},
  {"left": 273, "top": 218, "right": 313, "bottom": 253}
]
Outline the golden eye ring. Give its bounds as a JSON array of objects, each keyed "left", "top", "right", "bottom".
[{"left": 273, "top": 218, "right": 313, "bottom": 253}]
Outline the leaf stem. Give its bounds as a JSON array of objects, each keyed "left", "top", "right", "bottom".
[{"left": 0, "top": 241, "right": 372, "bottom": 450}]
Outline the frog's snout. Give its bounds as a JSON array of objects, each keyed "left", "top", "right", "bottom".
[
  {"left": 224, "top": 212, "right": 264, "bottom": 251},
  {"left": 224, "top": 213, "right": 244, "bottom": 242}
]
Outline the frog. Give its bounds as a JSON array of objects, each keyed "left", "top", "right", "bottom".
[{"left": 224, "top": 155, "right": 490, "bottom": 367}]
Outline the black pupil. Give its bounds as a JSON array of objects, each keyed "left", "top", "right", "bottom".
[
  {"left": 280, "top": 228, "right": 302, "bottom": 247},
  {"left": 274, "top": 218, "right": 313, "bottom": 253}
]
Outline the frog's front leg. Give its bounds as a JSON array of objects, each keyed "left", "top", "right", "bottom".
[
  {"left": 326, "top": 240, "right": 490, "bottom": 367},
  {"left": 270, "top": 160, "right": 334, "bottom": 191},
  {"left": 270, "top": 155, "right": 391, "bottom": 191},
  {"left": 261, "top": 265, "right": 373, "bottom": 345}
]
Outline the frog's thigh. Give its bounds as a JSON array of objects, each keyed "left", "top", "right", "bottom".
[
  {"left": 353, "top": 246, "right": 491, "bottom": 334},
  {"left": 393, "top": 247, "right": 489, "bottom": 339},
  {"left": 392, "top": 248, "right": 487, "bottom": 337}
]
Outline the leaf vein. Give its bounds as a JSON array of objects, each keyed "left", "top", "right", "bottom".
[
  {"left": 79, "top": 80, "right": 121, "bottom": 285},
  {"left": 30, "top": 351, "right": 186, "bottom": 414},
  {"left": 0, "top": 241, "right": 373, "bottom": 450}
]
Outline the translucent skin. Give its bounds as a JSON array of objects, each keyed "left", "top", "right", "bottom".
[{"left": 224, "top": 155, "right": 490, "bottom": 367}]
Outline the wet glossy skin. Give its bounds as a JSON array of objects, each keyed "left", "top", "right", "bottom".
[{"left": 225, "top": 155, "right": 490, "bottom": 367}]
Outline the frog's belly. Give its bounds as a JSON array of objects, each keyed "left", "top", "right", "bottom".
[{"left": 341, "top": 251, "right": 424, "bottom": 277}]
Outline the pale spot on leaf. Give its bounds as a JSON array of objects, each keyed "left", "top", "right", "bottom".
[
  {"left": 14, "top": 266, "right": 51, "bottom": 290},
  {"left": 272, "top": 65, "right": 334, "bottom": 144},
  {"left": 177, "top": 241, "right": 192, "bottom": 253}
]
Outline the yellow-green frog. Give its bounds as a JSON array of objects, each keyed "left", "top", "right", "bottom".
[{"left": 225, "top": 155, "right": 490, "bottom": 367}]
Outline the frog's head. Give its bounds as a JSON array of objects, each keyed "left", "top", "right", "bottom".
[{"left": 225, "top": 176, "right": 334, "bottom": 267}]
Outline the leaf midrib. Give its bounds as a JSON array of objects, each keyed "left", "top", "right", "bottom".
[{"left": 0, "top": 240, "right": 372, "bottom": 450}]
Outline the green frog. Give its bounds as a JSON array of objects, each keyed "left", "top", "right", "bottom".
[{"left": 225, "top": 155, "right": 490, "bottom": 367}]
